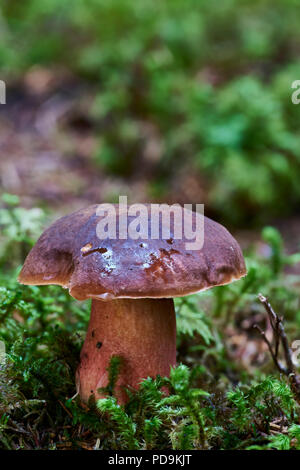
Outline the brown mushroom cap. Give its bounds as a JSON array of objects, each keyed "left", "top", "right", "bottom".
[{"left": 18, "top": 204, "right": 246, "bottom": 300}]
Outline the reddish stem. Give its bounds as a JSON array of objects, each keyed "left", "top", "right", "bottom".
[{"left": 76, "top": 298, "right": 176, "bottom": 404}]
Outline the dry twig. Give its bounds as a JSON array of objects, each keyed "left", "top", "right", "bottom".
[{"left": 254, "top": 293, "right": 300, "bottom": 403}]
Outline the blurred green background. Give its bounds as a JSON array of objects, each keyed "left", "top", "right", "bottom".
[{"left": 1, "top": 0, "right": 300, "bottom": 228}]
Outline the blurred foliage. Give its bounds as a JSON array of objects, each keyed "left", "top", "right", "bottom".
[
  {"left": 1, "top": 1, "right": 300, "bottom": 224},
  {"left": 1, "top": 198, "right": 300, "bottom": 449},
  {"left": 0, "top": 194, "right": 45, "bottom": 271}
]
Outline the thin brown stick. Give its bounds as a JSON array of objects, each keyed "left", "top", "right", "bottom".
[
  {"left": 255, "top": 293, "right": 300, "bottom": 403},
  {"left": 253, "top": 323, "right": 288, "bottom": 375},
  {"left": 58, "top": 400, "right": 73, "bottom": 419},
  {"left": 258, "top": 294, "right": 295, "bottom": 374}
]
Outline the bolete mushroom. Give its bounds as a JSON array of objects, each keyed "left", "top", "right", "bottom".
[{"left": 18, "top": 204, "right": 246, "bottom": 404}]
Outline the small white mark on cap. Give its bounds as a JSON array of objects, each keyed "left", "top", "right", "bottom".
[
  {"left": 140, "top": 242, "right": 148, "bottom": 248},
  {"left": 43, "top": 274, "right": 55, "bottom": 281},
  {"left": 81, "top": 243, "right": 93, "bottom": 253}
]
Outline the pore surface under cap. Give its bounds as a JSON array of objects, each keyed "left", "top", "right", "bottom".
[{"left": 18, "top": 204, "right": 246, "bottom": 300}]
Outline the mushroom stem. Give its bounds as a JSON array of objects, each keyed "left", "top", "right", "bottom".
[{"left": 76, "top": 298, "right": 176, "bottom": 404}]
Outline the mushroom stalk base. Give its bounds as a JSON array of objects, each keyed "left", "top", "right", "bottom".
[{"left": 76, "top": 298, "right": 176, "bottom": 404}]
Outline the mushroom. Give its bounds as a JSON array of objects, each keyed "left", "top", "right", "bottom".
[{"left": 18, "top": 204, "right": 246, "bottom": 404}]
